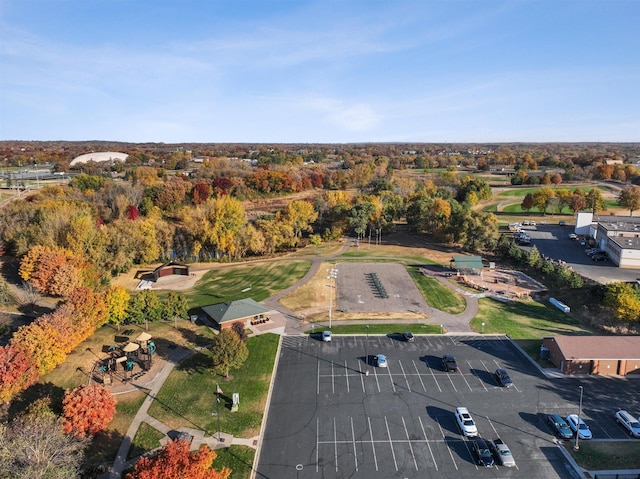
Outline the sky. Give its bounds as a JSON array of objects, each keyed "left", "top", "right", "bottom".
[{"left": 1, "top": 0, "right": 639, "bottom": 143}]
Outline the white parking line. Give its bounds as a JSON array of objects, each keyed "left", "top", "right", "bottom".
[
  {"left": 461, "top": 437, "right": 479, "bottom": 470},
  {"left": 374, "top": 365, "right": 381, "bottom": 392},
  {"left": 435, "top": 417, "right": 458, "bottom": 471},
  {"left": 317, "top": 360, "right": 320, "bottom": 395},
  {"left": 316, "top": 416, "right": 319, "bottom": 472},
  {"left": 350, "top": 416, "right": 358, "bottom": 471},
  {"left": 412, "top": 360, "right": 426, "bottom": 392},
  {"left": 458, "top": 366, "right": 474, "bottom": 391},
  {"left": 428, "top": 362, "right": 443, "bottom": 392},
  {"left": 402, "top": 416, "right": 419, "bottom": 470},
  {"left": 445, "top": 370, "right": 457, "bottom": 392},
  {"left": 344, "top": 360, "right": 350, "bottom": 394},
  {"left": 386, "top": 364, "right": 396, "bottom": 392},
  {"left": 358, "top": 362, "right": 366, "bottom": 392},
  {"left": 334, "top": 417, "right": 338, "bottom": 472},
  {"left": 419, "top": 416, "right": 438, "bottom": 470},
  {"left": 468, "top": 360, "right": 488, "bottom": 391},
  {"left": 385, "top": 416, "right": 398, "bottom": 471},
  {"left": 399, "top": 360, "right": 411, "bottom": 392},
  {"left": 368, "top": 416, "right": 379, "bottom": 471},
  {"left": 487, "top": 417, "right": 499, "bottom": 437}
]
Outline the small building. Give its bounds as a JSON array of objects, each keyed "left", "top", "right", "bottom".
[
  {"left": 201, "top": 298, "right": 271, "bottom": 330},
  {"left": 451, "top": 256, "right": 483, "bottom": 275},
  {"left": 542, "top": 336, "right": 640, "bottom": 376},
  {"left": 152, "top": 261, "right": 190, "bottom": 281}
]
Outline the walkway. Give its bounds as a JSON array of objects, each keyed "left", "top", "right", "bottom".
[{"left": 104, "top": 241, "right": 484, "bottom": 477}]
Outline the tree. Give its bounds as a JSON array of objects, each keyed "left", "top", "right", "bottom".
[
  {"left": 0, "top": 345, "right": 38, "bottom": 404},
  {"left": 211, "top": 329, "right": 249, "bottom": 378},
  {"left": 0, "top": 399, "right": 88, "bottom": 479},
  {"left": 125, "top": 439, "right": 230, "bottom": 479},
  {"left": 569, "top": 193, "right": 587, "bottom": 214},
  {"left": 585, "top": 189, "right": 606, "bottom": 214},
  {"left": 282, "top": 200, "right": 318, "bottom": 240},
  {"left": 62, "top": 384, "right": 116, "bottom": 438},
  {"left": 520, "top": 193, "right": 534, "bottom": 213},
  {"left": 532, "top": 188, "right": 556, "bottom": 215},
  {"left": 163, "top": 291, "right": 188, "bottom": 324},
  {"left": 618, "top": 185, "right": 640, "bottom": 216},
  {"left": 604, "top": 282, "right": 640, "bottom": 322},
  {"left": 105, "top": 285, "right": 130, "bottom": 330},
  {"left": 231, "top": 322, "right": 248, "bottom": 343}
]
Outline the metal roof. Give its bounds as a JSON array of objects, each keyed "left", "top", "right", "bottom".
[
  {"left": 549, "top": 335, "right": 640, "bottom": 360},
  {"left": 201, "top": 298, "right": 270, "bottom": 324},
  {"left": 452, "top": 256, "right": 483, "bottom": 270}
]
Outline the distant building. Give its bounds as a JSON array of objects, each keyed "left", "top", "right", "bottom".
[
  {"left": 451, "top": 256, "right": 483, "bottom": 275},
  {"left": 576, "top": 212, "right": 640, "bottom": 268},
  {"left": 70, "top": 151, "right": 128, "bottom": 166}
]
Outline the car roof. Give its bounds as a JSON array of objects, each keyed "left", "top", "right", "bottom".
[
  {"left": 474, "top": 438, "right": 489, "bottom": 447},
  {"left": 456, "top": 407, "right": 470, "bottom": 414}
]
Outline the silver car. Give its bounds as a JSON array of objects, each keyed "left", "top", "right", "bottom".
[{"left": 490, "top": 438, "right": 516, "bottom": 467}]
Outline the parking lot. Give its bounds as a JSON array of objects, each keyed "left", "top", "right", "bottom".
[{"left": 257, "top": 335, "right": 640, "bottom": 478}]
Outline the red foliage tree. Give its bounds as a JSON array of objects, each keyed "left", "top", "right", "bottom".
[
  {"left": 127, "top": 204, "right": 140, "bottom": 220},
  {"left": 125, "top": 439, "right": 231, "bottom": 479},
  {"left": 193, "top": 183, "right": 212, "bottom": 205},
  {"left": 62, "top": 384, "right": 116, "bottom": 437},
  {"left": 0, "top": 345, "right": 38, "bottom": 403}
]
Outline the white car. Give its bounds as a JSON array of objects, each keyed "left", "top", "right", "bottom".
[
  {"left": 615, "top": 410, "right": 640, "bottom": 438},
  {"left": 374, "top": 354, "right": 387, "bottom": 367},
  {"left": 566, "top": 414, "right": 592, "bottom": 439},
  {"left": 490, "top": 438, "right": 516, "bottom": 467},
  {"left": 322, "top": 330, "right": 331, "bottom": 342},
  {"left": 455, "top": 407, "right": 478, "bottom": 437}
]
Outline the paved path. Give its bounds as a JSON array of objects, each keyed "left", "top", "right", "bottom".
[{"left": 104, "top": 243, "right": 482, "bottom": 477}]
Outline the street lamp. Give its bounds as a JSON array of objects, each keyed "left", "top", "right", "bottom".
[
  {"left": 574, "top": 385, "right": 584, "bottom": 451},
  {"left": 481, "top": 322, "right": 485, "bottom": 334},
  {"left": 327, "top": 267, "right": 338, "bottom": 328}
]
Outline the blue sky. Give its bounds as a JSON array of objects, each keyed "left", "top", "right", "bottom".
[{"left": 1, "top": 0, "right": 639, "bottom": 143}]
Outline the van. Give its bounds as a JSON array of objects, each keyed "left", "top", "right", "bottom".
[{"left": 615, "top": 410, "right": 640, "bottom": 438}]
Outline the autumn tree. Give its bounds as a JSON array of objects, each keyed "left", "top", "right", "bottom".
[
  {"left": 604, "top": 282, "right": 640, "bottom": 322},
  {"left": 163, "top": 291, "right": 188, "bottom": 323},
  {"left": 586, "top": 188, "right": 606, "bottom": 214},
  {"left": 125, "top": 439, "right": 230, "bottom": 479},
  {"left": 211, "top": 329, "right": 249, "bottom": 378},
  {"left": 520, "top": 193, "right": 534, "bottom": 213},
  {"left": 0, "top": 398, "right": 88, "bottom": 479},
  {"left": 127, "top": 289, "right": 163, "bottom": 325},
  {"left": 569, "top": 193, "right": 587, "bottom": 214},
  {"left": 0, "top": 345, "right": 38, "bottom": 403},
  {"left": 532, "top": 188, "right": 556, "bottom": 215},
  {"left": 618, "top": 185, "right": 640, "bottom": 216},
  {"left": 62, "top": 384, "right": 116, "bottom": 438},
  {"left": 105, "top": 285, "right": 131, "bottom": 330},
  {"left": 282, "top": 200, "right": 318, "bottom": 240}
]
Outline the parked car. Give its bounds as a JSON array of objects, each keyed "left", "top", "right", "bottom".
[
  {"left": 566, "top": 414, "right": 592, "bottom": 439},
  {"left": 490, "top": 438, "right": 516, "bottom": 467},
  {"left": 455, "top": 407, "right": 478, "bottom": 437},
  {"left": 615, "top": 410, "right": 640, "bottom": 438},
  {"left": 472, "top": 438, "right": 495, "bottom": 467},
  {"left": 568, "top": 233, "right": 578, "bottom": 240},
  {"left": 559, "top": 221, "right": 566, "bottom": 226},
  {"left": 530, "top": 220, "right": 537, "bottom": 226},
  {"left": 374, "top": 354, "right": 387, "bottom": 367},
  {"left": 495, "top": 368, "right": 513, "bottom": 388},
  {"left": 402, "top": 332, "right": 415, "bottom": 342},
  {"left": 592, "top": 253, "right": 608, "bottom": 262},
  {"left": 442, "top": 354, "right": 458, "bottom": 372},
  {"left": 547, "top": 414, "right": 573, "bottom": 440},
  {"left": 523, "top": 220, "right": 530, "bottom": 226},
  {"left": 322, "top": 330, "right": 332, "bottom": 342}
]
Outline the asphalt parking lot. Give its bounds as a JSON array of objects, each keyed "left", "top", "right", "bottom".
[
  {"left": 521, "top": 224, "right": 640, "bottom": 283},
  {"left": 257, "top": 335, "right": 640, "bottom": 479}
]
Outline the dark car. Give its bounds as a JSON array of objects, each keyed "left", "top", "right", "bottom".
[
  {"left": 442, "top": 354, "right": 458, "bottom": 372},
  {"left": 472, "top": 438, "right": 495, "bottom": 467},
  {"left": 547, "top": 414, "right": 573, "bottom": 440},
  {"left": 402, "top": 332, "right": 415, "bottom": 342},
  {"left": 495, "top": 368, "right": 513, "bottom": 388}
]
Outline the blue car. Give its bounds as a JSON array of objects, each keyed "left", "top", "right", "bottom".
[{"left": 548, "top": 414, "right": 573, "bottom": 440}]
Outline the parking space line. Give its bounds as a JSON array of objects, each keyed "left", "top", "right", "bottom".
[
  {"left": 419, "top": 416, "right": 438, "bottom": 470},
  {"left": 428, "top": 362, "right": 443, "bottom": 392},
  {"left": 334, "top": 417, "right": 338, "bottom": 472},
  {"left": 399, "top": 360, "right": 411, "bottom": 392},
  {"left": 487, "top": 417, "right": 499, "bottom": 437},
  {"left": 412, "top": 360, "right": 427, "bottom": 392},
  {"left": 461, "top": 437, "right": 479, "bottom": 471},
  {"left": 435, "top": 417, "right": 458, "bottom": 471},
  {"left": 316, "top": 360, "right": 320, "bottom": 395},
  {"left": 385, "top": 416, "right": 398, "bottom": 471},
  {"left": 373, "top": 365, "right": 381, "bottom": 392},
  {"left": 344, "top": 360, "right": 350, "bottom": 394},
  {"left": 445, "top": 370, "right": 457, "bottom": 392},
  {"left": 458, "top": 366, "right": 473, "bottom": 391},
  {"left": 368, "top": 416, "right": 379, "bottom": 471},
  {"left": 331, "top": 361, "right": 335, "bottom": 394},
  {"left": 387, "top": 364, "right": 396, "bottom": 392},
  {"left": 316, "top": 417, "right": 319, "bottom": 472},
  {"left": 402, "top": 416, "right": 419, "bottom": 470},
  {"left": 350, "top": 416, "right": 358, "bottom": 471},
  {"left": 358, "top": 362, "right": 366, "bottom": 392},
  {"left": 469, "top": 360, "right": 488, "bottom": 391}
]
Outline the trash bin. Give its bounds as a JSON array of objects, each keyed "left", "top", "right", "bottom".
[{"left": 540, "top": 346, "right": 549, "bottom": 360}]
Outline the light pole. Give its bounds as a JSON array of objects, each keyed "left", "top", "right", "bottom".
[
  {"left": 327, "top": 267, "right": 338, "bottom": 328},
  {"left": 574, "top": 385, "right": 583, "bottom": 451},
  {"left": 481, "top": 322, "right": 485, "bottom": 334}
]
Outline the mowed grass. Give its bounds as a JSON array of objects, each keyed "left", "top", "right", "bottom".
[
  {"left": 472, "top": 297, "right": 593, "bottom": 339},
  {"left": 182, "top": 261, "right": 311, "bottom": 308},
  {"left": 339, "top": 247, "right": 439, "bottom": 264},
  {"left": 568, "top": 441, "right": 640, "bottom": 470},
  {"left": 497, "top": 186, "right": 603, "bottom": 197},
  {"left": 501, "top": 203, "right": 574, "bottom": 215},
  {"left": 213, "top": 446, "right": 255, "bottom": 479},
  {"left": 128, "top": 422, "right": 165, "bottom": 460},
  {"left": 407, "top": 266, "right": 466, "bottom": 314},
  {"left": 148, "top": 333, "right": 279, "bottom": 437}
]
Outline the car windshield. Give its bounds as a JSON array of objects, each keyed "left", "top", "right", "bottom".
[
  {"left": 480, "top": 449, "right": 491, "bottom": 458},
  {"left": 463, "top": 420, "right": 474, "bottom": 426},
  {"left": 579, "top": 423, "right": 589, "bottom": 430}
]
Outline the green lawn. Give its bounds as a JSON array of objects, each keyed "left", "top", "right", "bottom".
[
  {"left": 407, "top": 266, "right": 466, "bottom": 314},
  {"left": 181, "top": 261, "right": 311, "bottom": 308},
  {"left": 472, "top": 297, "right": 593, "bottom": 339},
  {"left": 148, "top": 333, "right": 279, "bottom": 437},
  {"left": 568, "top": 441, "right": 640, "bottom": 470},
  {"left": 213, "top": 445, "right": 255, "bottom": 479},
  {"left": 497, "top": 186, "right": 602, "bottom": 197},
  {"left": 128, "top": 422, "right": 165, "bottom": 460},
  {"left": 339, "top": 250, "right": 440, "bottom": 264},
  {"left": 501, "top": 203, "right": 574, "bottom": 215}
]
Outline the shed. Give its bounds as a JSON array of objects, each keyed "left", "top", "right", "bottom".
[
  {"left": 451, "top": 256, "right": 483, "bottom": 275},
  {"left": 152, "top": 261, "right": 190, "bottom": 281},
  {"left": 542, "top": 336, "right": 640, "bottom": 376},
  {"left": 201, "top": 298, "right": 271, "bottom": 330}
]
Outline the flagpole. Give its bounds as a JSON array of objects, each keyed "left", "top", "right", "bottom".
[{"left": 216, "top": 384, "right": 222, "bottom": 442}]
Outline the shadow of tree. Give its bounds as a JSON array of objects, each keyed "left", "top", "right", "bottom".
[{"left": 7, "top": 381, "right": 66, "bottom": 419}]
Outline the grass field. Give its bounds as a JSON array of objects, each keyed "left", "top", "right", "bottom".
[
  {"left": 213, "top": 445, "right": 255, "bottom": 479},
  {"left": 148, "top": 333, "right": 279, "bottom": 438},
  {"left": 568, "top": 441, "right": 640, "bottom": 470},
  {"left": 472, "top": 297, "right": 594, "bottom": 339},
  {"left": 497, "top": 186, "right": 603, "bottom": 197},
  {"left": 128, "top": 422, "right": 165, "bottom": 460},
  {"left": 407, "top": 266, "right": 466, "bottom": 314}
]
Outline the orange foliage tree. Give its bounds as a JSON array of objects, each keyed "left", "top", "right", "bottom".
[
  {"left": 63, "top": 286, "right": 108, "bottom": 341},
  {"left": 62, "top": 384, "right": 116, "bottom": 437},
  {"left": 125, "top": 439, "right": 231, "bottom": 479},
  {"left": 0, "top": 345, "right": 38, "bottom": 403}
]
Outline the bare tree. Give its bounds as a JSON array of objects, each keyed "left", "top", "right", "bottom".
[{"left": 18, "top": 281, "right": 42, "bottom": 312}]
